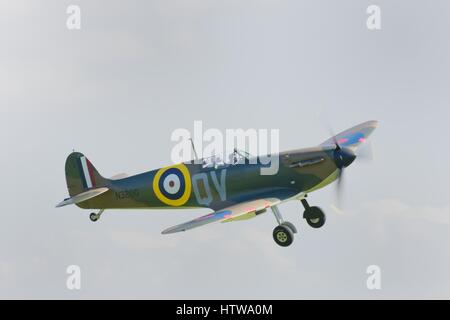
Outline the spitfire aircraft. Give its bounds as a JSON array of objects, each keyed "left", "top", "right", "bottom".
[{"left": 57, "top": 121, "right": 378, "bottom": 247}]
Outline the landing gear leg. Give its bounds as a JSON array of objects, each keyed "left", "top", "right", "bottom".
[
  {"left": 301, "top": 198, "right": 326, "bottom": 229},
  {"left": 89, "top": 209, "right": 104, "bottom": 222},
  {"left": 271, "top": 205, "right": 296, "bottom": 247}
]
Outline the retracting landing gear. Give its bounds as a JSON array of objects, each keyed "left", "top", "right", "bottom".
[
  {"left": 271, "top": 205, "right": 297, "bottom": 247},
  {"left": 89, "top": 209, "right": 104, "bottom": 222},
  {"left": 301, "top": 198, "right": 326, "bottom": 229}
]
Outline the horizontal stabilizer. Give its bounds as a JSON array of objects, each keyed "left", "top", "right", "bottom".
[{"left": 56, "top": 187, "right": 109, "bottom": 208}]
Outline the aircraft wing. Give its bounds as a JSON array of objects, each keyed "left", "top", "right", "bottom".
[
  {"left": 161, "top": 198, "right": 282, "bottom": 234},
  {"left": 320, "top": 120, "right": 378, "bottom": 149},
  {"left": 56, "top": 187, "right": 109, "bottom": 207}
]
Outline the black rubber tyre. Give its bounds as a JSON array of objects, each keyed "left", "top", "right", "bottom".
[
  {"left": 273, "top": 225, "right": 294, "bottom": 247},
  {"left": 89, "top": 212, "right": 99, "bottom": 222},
  {"left": 304, "top": 206, "right": 326, "bottom": 228},
  {"left": 281, "top": 221, "right": 297, "bottom": 234}
]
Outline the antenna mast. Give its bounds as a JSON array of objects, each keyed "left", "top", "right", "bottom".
[{"left": 189, "top": 138, "right": 199, "bottom": 162}]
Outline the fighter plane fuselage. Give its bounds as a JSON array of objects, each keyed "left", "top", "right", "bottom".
[{"left": 74, "top": 146, "right": 340, "bottom": 210}]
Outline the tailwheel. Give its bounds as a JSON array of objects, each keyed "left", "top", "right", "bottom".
[
  {"left": 304, "top": 206, "right": 326, "bottom": 229},
  {"left": 89, "top": 209, "right": 104, "bottom": 222},
  {"left": 89, "top": 212, "right": 99, "bottom": 222},
  {"left": 273, "top": 225, "right": 294, "bottom": 247}
]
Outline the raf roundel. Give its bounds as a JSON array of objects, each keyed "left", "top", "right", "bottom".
[
  {"left": 153, "top": 164, "right": 191, "bottom": 206},
  {"left": 163, "top": 173, "right": 181, "bottom": 194}
]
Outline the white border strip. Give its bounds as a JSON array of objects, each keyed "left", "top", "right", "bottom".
[{"left": 80, "top": 156, "right": 93, "bottom": 189}]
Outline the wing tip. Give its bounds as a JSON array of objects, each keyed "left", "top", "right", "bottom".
[{"left": 366, "top": 120, "right": 379, "bottom": 128}]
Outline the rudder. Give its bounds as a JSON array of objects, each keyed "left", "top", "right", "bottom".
[{"left": 65, "top": 152, "right": 107, "bottom": 196}]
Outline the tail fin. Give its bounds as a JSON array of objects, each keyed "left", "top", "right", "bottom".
[{"left": 65, "top": 152, "right": 108, "bottom": 197}]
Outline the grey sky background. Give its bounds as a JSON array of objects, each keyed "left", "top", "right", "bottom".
[{"left": 1, "top": 0, "right": 450, "bottom": 299}]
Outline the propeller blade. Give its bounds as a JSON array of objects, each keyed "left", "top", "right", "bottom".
[
  {"left": 325, "top": 123, "right": 341, "bottom": 150},
  {"left": 356, "top": 141, "right": 374, "bottom": 162},
  {"left": 335, "top": 168, "right": 345, "bottom": 208},
  {"left": 330, "top": 203, "right": 345, "bottom": 215}
]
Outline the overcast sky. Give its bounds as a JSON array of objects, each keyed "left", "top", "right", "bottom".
[{"left": 1, "top": 0, "right": 450, "bottom": 299}]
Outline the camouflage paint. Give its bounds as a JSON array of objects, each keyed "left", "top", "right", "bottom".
[{"left": 60, "top": 120, "right": 378, "bottom": 212}]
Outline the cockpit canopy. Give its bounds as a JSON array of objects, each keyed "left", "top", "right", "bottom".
[{"left": 201, "top": 149, "right": 252, "bottom": 169}]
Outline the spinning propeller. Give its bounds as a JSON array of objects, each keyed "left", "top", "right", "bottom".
[{"left": 327, "top": 126, "right": 374, "bottom": 209}]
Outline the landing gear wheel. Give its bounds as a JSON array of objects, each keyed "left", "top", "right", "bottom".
[
  {"left": 304, "top": 206, "right": 326, "bottom": 229},
  {"left": 89, "top": 212, "right": 99, "bottom": 222},
  {"left": 281, "top": 221, "right": 297, "bottom": 234},
  {"left": 273, "top": 225, "right": 294, "bottom": 247}
]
